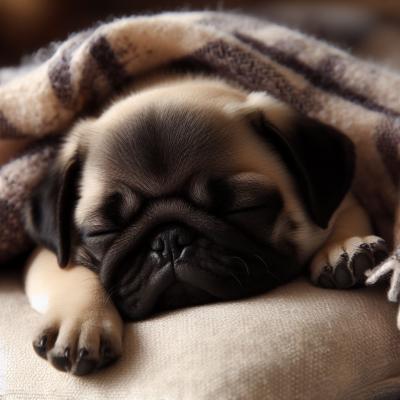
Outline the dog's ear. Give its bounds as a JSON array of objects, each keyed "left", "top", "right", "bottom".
[
  {"left": 227, "top": 92, "right": 355, "bottom": 229},
  {"left": 25, "top": 155, "right": 81, "bottom": 267},
  {"left": 251, "top": 113, "right": 355, "bottom": 229}
]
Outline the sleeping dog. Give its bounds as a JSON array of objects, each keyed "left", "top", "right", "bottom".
[{"left": 22, "top": 73, "right": 388, "bottom": 375}]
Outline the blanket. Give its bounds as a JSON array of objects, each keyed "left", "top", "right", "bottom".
[{"left": 1, "top": 11, "right": 400, "bottom": 276}]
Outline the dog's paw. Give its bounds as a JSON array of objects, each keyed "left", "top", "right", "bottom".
[
  {"left": 32, "top": 303, "right": 123, "bottom": 376},
  {"left": 310, "top": 235, "right": 388, "bottom": 289}
]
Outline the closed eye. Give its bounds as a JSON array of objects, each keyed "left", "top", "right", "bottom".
[
  {"left": 83, "top": 228, "right": 119, "bottom": 238},
  {"left": 206, "top": 173, "right": 284, "bottom": 218}
]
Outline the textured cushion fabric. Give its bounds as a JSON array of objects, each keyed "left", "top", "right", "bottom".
[{"left": 1, "top": 273, "right": 400, "bottom": 400}]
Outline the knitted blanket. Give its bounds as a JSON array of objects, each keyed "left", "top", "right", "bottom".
[{"left": 1, "top": 11, "right": 400, "bottom": 275}]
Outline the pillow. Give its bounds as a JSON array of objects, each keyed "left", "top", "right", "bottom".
[{"left": 1, "top": 272, "right": 400, "bottom": 400}]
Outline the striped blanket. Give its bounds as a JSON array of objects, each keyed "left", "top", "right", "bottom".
[{"left": 1, "top": 11, "right": 399, "bottom": 282}]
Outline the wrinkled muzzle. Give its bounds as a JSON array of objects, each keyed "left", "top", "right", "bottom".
[{"left": 99, "top": 201, "right": 300, "bottom": 321}]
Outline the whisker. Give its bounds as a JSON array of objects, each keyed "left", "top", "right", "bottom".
[
  {"left": 253, "top": 254, "right": 282, "bottom": 283},
  {"left": 100, "top": 283, "right": 121, "bottom": 306},
  {"left": 229, "top": 256, "right": 250, "bottom": 276},
  {"left": 228, "top": 270, "right": 244, "bottom": 287}
]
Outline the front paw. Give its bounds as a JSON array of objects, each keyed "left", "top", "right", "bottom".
[
  {"left": 32, "top": 304, "right": 123, "bottom": 376},
  {"left": 310, "top": 235, "right": 388, "bottom": 289}
]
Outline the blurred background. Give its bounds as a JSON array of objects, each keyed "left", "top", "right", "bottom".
[{"left": 0, "top": 0, "right": 399, "bottom": 69}]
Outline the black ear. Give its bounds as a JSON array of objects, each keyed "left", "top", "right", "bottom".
[
  {"left": 25, "top": 156, "right": 81, "bottom": 267},
  {"left": 251, "top": 114, "right": 355, "bottom": 229}
]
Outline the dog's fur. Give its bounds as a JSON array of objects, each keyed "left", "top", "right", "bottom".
[{"left": 16, "top": 73, "right": 387, "bottom": 375}]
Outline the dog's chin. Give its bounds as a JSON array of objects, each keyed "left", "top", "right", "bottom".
[
  {"left": 113, "top": 259, "right": 243, "bottom": 321},
  {"left": 106, "top": 234, "right": 299, "bottom": 321}
]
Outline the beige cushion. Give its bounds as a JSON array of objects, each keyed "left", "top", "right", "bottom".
[{"left": 1, "top": 272, "right": 400, "bottom": 400}]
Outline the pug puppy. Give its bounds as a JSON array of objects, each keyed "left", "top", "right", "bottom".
[{"left": 23, "top": 73, "right": 388, "bottom": 375}]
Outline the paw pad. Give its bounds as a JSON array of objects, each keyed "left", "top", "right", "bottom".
[{"left": 311, "top": 236, "right": 389, "bottom": 289}]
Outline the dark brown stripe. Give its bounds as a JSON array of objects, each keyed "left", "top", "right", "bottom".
[
  {"left": 183, "top": 39, "right": 315, "bottom": 114},
  {"left": 48, "top": 51, "right": 73, "bottom": 106},
  {"left": 168, "top": 56, "right": 218, "bottom": 76},
  {"left": 48, "top": 30, "right": 94, "bottom": 107},
  {"left": 90, "top": 36, "right": 129, "bottom": 91},
  {"left": 234, "top": 32, "right": 400, "bottom": 118},
  {"left": 375, "top": 117, "right": 400, "bottom": 186}
]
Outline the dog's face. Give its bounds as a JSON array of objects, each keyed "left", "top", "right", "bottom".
[{"left": 26, "top": 77, "right": 354, "bottom": 320}]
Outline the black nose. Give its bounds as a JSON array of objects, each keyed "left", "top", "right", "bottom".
[{"left": 150, "top": 224, "right": 195, "bottom": 260}]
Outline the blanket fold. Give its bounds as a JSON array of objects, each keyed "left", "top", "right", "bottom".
[{"left": 1, "top": 11, "right": 399, "bottom": 264}]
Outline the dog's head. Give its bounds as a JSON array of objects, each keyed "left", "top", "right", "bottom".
[{"left": 25, "top": 77, "right": 355, "bottom": 320}]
